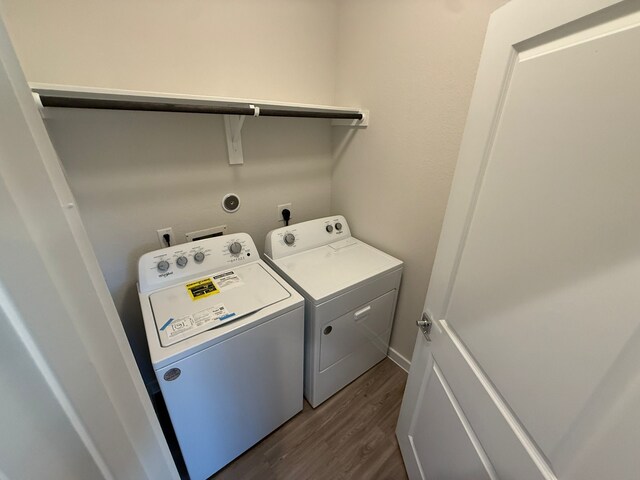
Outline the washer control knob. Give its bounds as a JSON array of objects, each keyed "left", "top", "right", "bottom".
[
  {"left": 194, "top": 251, "right": 205, "bottom": 263},
  {"left": 229, "top": 241, "right": 242, "bottom": 255},
  {"left": 157, "top": 260, "right": 170, "bottom": 272},
  {"left": 284, "top": 233, "right": 295, "bottom": 246},
  {"left": 176, "top": 256, "right": 188, "bottom": 268},
  {"left": 335, "top": 222, "right": 343, "bottom": 231},
  {"left": 326, "top": 225, "right": 334, "bottom": 233}
]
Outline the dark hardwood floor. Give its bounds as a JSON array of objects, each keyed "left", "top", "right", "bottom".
[{"left": 212, "top": 358, "right": 409, "bottom": 480}]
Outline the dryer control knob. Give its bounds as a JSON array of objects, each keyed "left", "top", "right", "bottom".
[
  {"left": 194, "top": 251, "right": 205, "bottom": 263},
  {"left": 229, "top": 242, "right": 242, "bottom": 255},
  {"left": 326, "top": 225, "right": 334, "bottom": 233},
  {"left": 157, "top": 260, "right": 170, "bottom": 272},
  {"left": 335, "top": 222, "right": 343, "bottom": 231},
  {"left": 284, "top": 233, "right": 295, "bottom": 246},
  {"left": 176, "top": 256, "right": 188, "bottom": 268}
]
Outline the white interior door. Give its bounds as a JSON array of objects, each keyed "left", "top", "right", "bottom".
[{"left": 397, "top": 1, "right": 640, "bottom": 479}]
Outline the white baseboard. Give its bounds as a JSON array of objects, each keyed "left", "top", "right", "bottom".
[{"left": 387, "top": 347, "right": 411, "bottom": 373}]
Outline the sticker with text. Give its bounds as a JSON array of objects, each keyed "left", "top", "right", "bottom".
[
  {"left": 212, "top": 270, "right": 244, "bottom": 291},
  {"left": 186, "top": 277, "right": 219, "bottom": 300}
]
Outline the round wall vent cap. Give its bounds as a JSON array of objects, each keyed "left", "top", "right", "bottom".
[{"left": 222, "top": 193, "right": 241, "bottom": 213}]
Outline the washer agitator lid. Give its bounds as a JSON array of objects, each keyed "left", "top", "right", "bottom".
[{"left": 150, "top": 262, "right": 290, "bottom": 347}]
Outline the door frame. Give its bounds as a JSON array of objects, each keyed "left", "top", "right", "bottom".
[{"left": 0, "top": 13, "right": 178, "bottom": 480}]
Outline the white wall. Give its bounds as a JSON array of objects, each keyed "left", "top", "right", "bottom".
[
  {"left": 2, "top": 0, "right": 337, "bottom": 104},
  {"left": 3, "top": 0, "right": 508, "bottom": 375},
  {"left": 333, "top": 0, "right": 507, "bottom": 360},
  {"left": 2, "top": 0, "right": 339, "bottom": 384},
  {"left": 46, "top": 110, "right": 333, "bottom": 382}
]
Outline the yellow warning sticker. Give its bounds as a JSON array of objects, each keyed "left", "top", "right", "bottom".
[{"left": 185, "top": 277, "right": 219, "bottom": 300}]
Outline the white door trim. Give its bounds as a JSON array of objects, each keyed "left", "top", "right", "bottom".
[
  {"left": 0, "top": 287, "right": 113, "bottom": 478},
  {"left": 0, "top": 12, "right": 178, "bottom": 480}
]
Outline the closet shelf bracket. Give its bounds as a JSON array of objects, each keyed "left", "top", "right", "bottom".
[
  {"left": 224, "top": 104, "right": 259, "bottom": 165},
  {"left": 224, "top": 114, "right": 246, "bottom": 165}
]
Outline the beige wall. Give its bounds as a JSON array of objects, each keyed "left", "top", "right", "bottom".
[
  {"left": 45, "top": 110, "right": 333, "bottom": 383},
  {"left": 2, "top": 0, "right": 337, "bottom": 104},
  {"left": 2, "top": 0, "right": 506, "bottom": 377},
  {"left": 2, "top": 0, "right": 338, "bottom": 383},
  {"left": 333, "top": 0, "right": 507, "bottom": 361}
]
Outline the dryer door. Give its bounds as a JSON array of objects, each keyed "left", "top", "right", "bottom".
[{"left": 319, "top": 289, "right": 395, "bottom": 371}]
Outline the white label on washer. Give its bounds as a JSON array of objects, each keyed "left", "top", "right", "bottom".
[
  {"left": 163, "top": 304, "right": 236, "bottom": 341},
  {"left": 166, "top": 315, "right": 195, "bottom": 338},
  {"left": 212, "top": 270, "right": 244, "bottom": 290},
  {"left": 194, "top": 303, "right": 235, "bottom": 325}
]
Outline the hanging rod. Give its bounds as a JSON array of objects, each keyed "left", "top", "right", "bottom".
[
  {"left": 31, "top": 85, "right": 365, "bottom": 121},
  {"left": 37, "top": 96, "right": 363, "bottom": 120},
  {"left": 31, "top": 84, "right": 369, "bottom": 166}
]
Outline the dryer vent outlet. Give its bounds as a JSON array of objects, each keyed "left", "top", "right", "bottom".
[{"left": 222, "top": 193, "right": 241, "bottom": 213}]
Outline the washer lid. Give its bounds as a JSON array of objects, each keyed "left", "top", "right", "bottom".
[
  {"left": 271, "top": 238, "right": 402, "bottom": 303},
  {"left": 150, "top": 263, "right": 290, "bottom": 347}
]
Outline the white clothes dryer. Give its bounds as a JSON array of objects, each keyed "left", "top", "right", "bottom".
[
  {"left": 138, "top": 233, "right": 304, "bottom": 480},
  {"left": 264, "top": 216, "right": 402, "bottom": 408}
]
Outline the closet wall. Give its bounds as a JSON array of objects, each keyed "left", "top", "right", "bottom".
[
  {"left": 2, "top": 0, "right": 506, "bottom": 378},
  {"left": 2, "top": 0, "right": 339, "bottom": 383},
  {"left": 333, "top": 0, "right": 508, "bottom": 361}
]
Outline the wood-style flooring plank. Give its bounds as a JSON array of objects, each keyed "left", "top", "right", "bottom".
[{"left": 212, "top": 358, "right": 409, "bottom": 480}]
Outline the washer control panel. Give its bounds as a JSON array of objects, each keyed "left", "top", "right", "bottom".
[
  {"left": 138, "top": 233, "right": 257, "bottom": 293},
  {"left": 264, "top": 215, "right": 351, "bottom": 260}
]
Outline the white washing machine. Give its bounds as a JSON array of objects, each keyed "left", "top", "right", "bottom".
[
  {"left": 264, "top": 215, "right": 403, "bottom": 408},
  {"left": 138, "top": 233, "right": 304, "bottom": 480}
]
